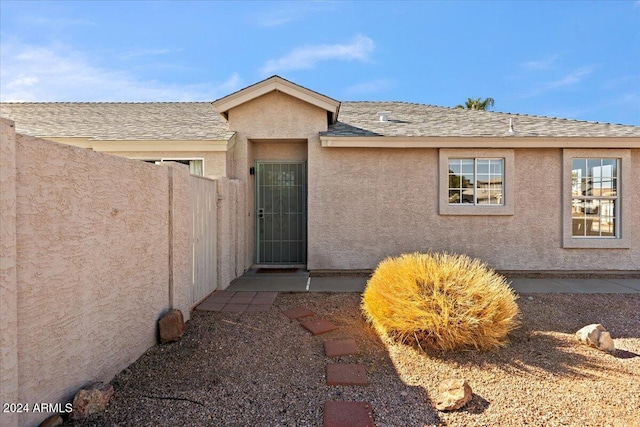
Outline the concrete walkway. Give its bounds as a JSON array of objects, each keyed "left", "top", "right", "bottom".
[{"left": 227, "top": 270, "right": 640, "bottom": 293}]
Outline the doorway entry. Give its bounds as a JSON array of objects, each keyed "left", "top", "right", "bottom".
[{"left": 255, "top": 161, "right": 306, "bottom": 264}]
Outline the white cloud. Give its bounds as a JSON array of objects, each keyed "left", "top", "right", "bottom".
[
  {"left": 543, "top": 66, "right": 598, "bottom": 90},
  {"left": 250, "top": 2, "right": 338, "bottom": 27},
  {"left": 0, "top": 41, "right": 243, "bottom": 102},
  {"left": 260, "top": 34, "right": 374, "bottom": 75},
  {"left": 520, "top": 53, "right": 563, "bottom": 70},
  {"left": 254, "top": 10, "right": 297, "bottom": 27},
  {"left": 516, "top": 65, "right": 598, "bottom": 99}
]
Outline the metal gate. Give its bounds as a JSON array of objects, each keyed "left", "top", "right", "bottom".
[
  {"left": 190, "top": 175, "right": 217, "bottom": 304},
  {"left": 255, "top": 161, "right": 306, "bottom": 264}
]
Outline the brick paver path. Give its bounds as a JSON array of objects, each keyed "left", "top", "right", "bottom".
[{"left": 196, "top": 290, "right": 277, "bottom": 313}]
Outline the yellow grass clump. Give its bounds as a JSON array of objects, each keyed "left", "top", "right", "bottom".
[{"left": 361, "top": 252, "right": 520, "bottom": 351}]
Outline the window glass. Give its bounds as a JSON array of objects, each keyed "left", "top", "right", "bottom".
[
  {"left": 571, "top": 158, "right": 618, "bottom": 238},
  {"left": 448, "top": 158, "right": 504, "bottom": 206}
]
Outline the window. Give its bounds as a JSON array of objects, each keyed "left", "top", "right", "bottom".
[
  {"left": 448, "top": 158, "right": 504, "bottom": 205},
  {"left": 570, "top": 158, "right": 618, "bottom": 238},
  {"left": 562, "top": 149, "right": 630, "bottom": 249},
  {"left": 439, "top": 149, "right": 514, "bottom": 216}
]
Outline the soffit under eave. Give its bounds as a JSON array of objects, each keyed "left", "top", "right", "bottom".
[{"left": 212, "top": 76, "right": 340, "bottom": 122}]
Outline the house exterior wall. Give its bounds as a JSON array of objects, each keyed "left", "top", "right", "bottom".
[
  {"left": 226, "top": 91, "right": 326, "bottom": 266},
  {"left": 0, "top": 119, "right": 192, "bottom": 426},
  {"left": 307, "top": 143, "right": 640, "bottom": 271}
]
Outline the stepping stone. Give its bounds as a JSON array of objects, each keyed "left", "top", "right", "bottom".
[
  {"left": 208, "top": 290, "right": 236, "bottom": 302},
  {"left": 228, "top": 291, "right": 257, "bottom": 304},
  {"left": 323, "top": 401, "right": 375, "bottom": 427},
  {"left": 300, "top": 318, "right": 338, "bottom": 335},
  {"left": 282, "top": 306, "right": 315, "bottom": 320},
  {"left": 326, "top": 364, "right": 368, "bottom": 386},
  {"left": 195, "top": 300, "right": 226, "bottom": 312},
  {"left": 324, "top": 339, "right": 360, "bottom": 357},
  {"left": 252, "top": 292, "right": 278, "bottom": 304}
]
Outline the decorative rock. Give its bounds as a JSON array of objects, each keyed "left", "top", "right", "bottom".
[
  {"left": 159, "top": 309, "right": 185, "bottom": 343},
  {"left": 435, "top": 378, "right": 472, "bottom": 411},
  {"left": 39, "top": 414, "right": 63, "bottom": 427},
  {"left": 71, "top": 382, "right": 114, "bottom": 420},
  {"left": 598, "top": 331, "right": 615, "bottom": 352},
  {"left": 576, "top": 324, "right": 615, "bottom": 352}
]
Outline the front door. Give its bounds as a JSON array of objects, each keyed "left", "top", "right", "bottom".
[{"left": 255, "top": 161, "right": 306, "bottom": 264}]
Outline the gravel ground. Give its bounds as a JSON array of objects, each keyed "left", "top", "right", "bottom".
[{"left": 66, "top": 292, "right": 640, "bottom": 427}]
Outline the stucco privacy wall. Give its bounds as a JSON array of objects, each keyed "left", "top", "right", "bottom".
[
  {"left": 0, "top": 119, "right": 191, "bottom": 427},
  {"left": 215, "top": 176, "right": 247, "bottom": 289},
  {"left": 105, "top": 150, "right": 227, "bottom": 178},
  {"left": 226, "top": 90, "right": 326, "bottom": 266},
  {"left": 307, "top": 143, "right": 640, "bottom": 271},
  {"left": 0, "top": 119, "right": 19, "bottom": 427}
]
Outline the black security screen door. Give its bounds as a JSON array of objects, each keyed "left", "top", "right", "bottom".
[{"left": 255, "top": 161, "right": 306, "bottom": 264}]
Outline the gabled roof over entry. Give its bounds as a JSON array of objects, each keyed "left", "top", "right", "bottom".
[{"left": 212, "top": 75, "right": 341, "bottom": 123}]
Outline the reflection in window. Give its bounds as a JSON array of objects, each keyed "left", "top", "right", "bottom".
[
  {"left": 448, "top": 158, "right": 504, "bottom": 205},
  {"left": 571, "top": 158, "right": 618, "bottom": 238}
]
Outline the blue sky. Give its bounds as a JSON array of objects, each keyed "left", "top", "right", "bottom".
[{"left": 1, "top": 1, "right": 639, "bottom": 125}]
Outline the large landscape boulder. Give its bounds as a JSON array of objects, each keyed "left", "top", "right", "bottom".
[{"left": 576, "top": 324, "right": 615, "bottom": 352}]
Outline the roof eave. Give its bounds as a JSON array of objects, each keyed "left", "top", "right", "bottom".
[{"left": 319, "top": 135, "right": 640, "bottom": 149}]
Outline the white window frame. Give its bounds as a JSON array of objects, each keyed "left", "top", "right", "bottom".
[
  {"left": 133, "top": 157, "right": 205, "bottom": 176},
  {"left": 562, "top": 149, "right": 630, "bottom": 249},
  {"left": 439, "top": 149, "right": 515, "bottom": 216}
]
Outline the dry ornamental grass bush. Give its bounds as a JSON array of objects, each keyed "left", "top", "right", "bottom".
[{"left": 361, "top": 252, "right": 520, "bottom": 351}]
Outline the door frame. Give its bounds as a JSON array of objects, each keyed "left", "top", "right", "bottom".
[{"left": 254, "top": 160, "right": 307, "bottom": 265}]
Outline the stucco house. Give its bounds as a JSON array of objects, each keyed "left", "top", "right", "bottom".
[{"left": 2, "top": 75, "right": 639, "bottom": 275}]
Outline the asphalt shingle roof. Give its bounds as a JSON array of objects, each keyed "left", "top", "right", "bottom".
[
  {"left": 0, "top": 102, "right": 233, "bottom": 140},
  {"left": 2, "top": 100, "right": 639, "bottom": 140},
  {"left": 327, "top": 102, "right": 640, "bottom": 138}
]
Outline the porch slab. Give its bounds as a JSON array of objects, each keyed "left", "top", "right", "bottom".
[
  {"left": 323, "top": 401, "right": 376, "bottom": 427},
  {"left": 326, "top": 364, "right": 368, "bottom": 386},
  {"left": 324, "top": 339, "right": 360, "bottom": 357},
  {"left": 300, "top": 318, "right": 339, "bottom": 335},
  {"left": 282, "top": 306, "right": 315, "bottom": 320}
]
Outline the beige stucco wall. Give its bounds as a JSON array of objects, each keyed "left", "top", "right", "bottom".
[
  {"left": 104, "top": 150, "right": 227, "bottom": 178},
  {"left": 215, "top": 177, "right": 247, "bottom": 289},
  {"left": 308, "top": 143, "right": 640, "bottom": 271},
  {"left": 226, "top": 91, "right": 326, "bottom": 266},
  {"left": 0, "top": 119, "right": 192, "bottom": 426},
  {"left": 1, "top": 119, "right": 19, "bottom": 427}
]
